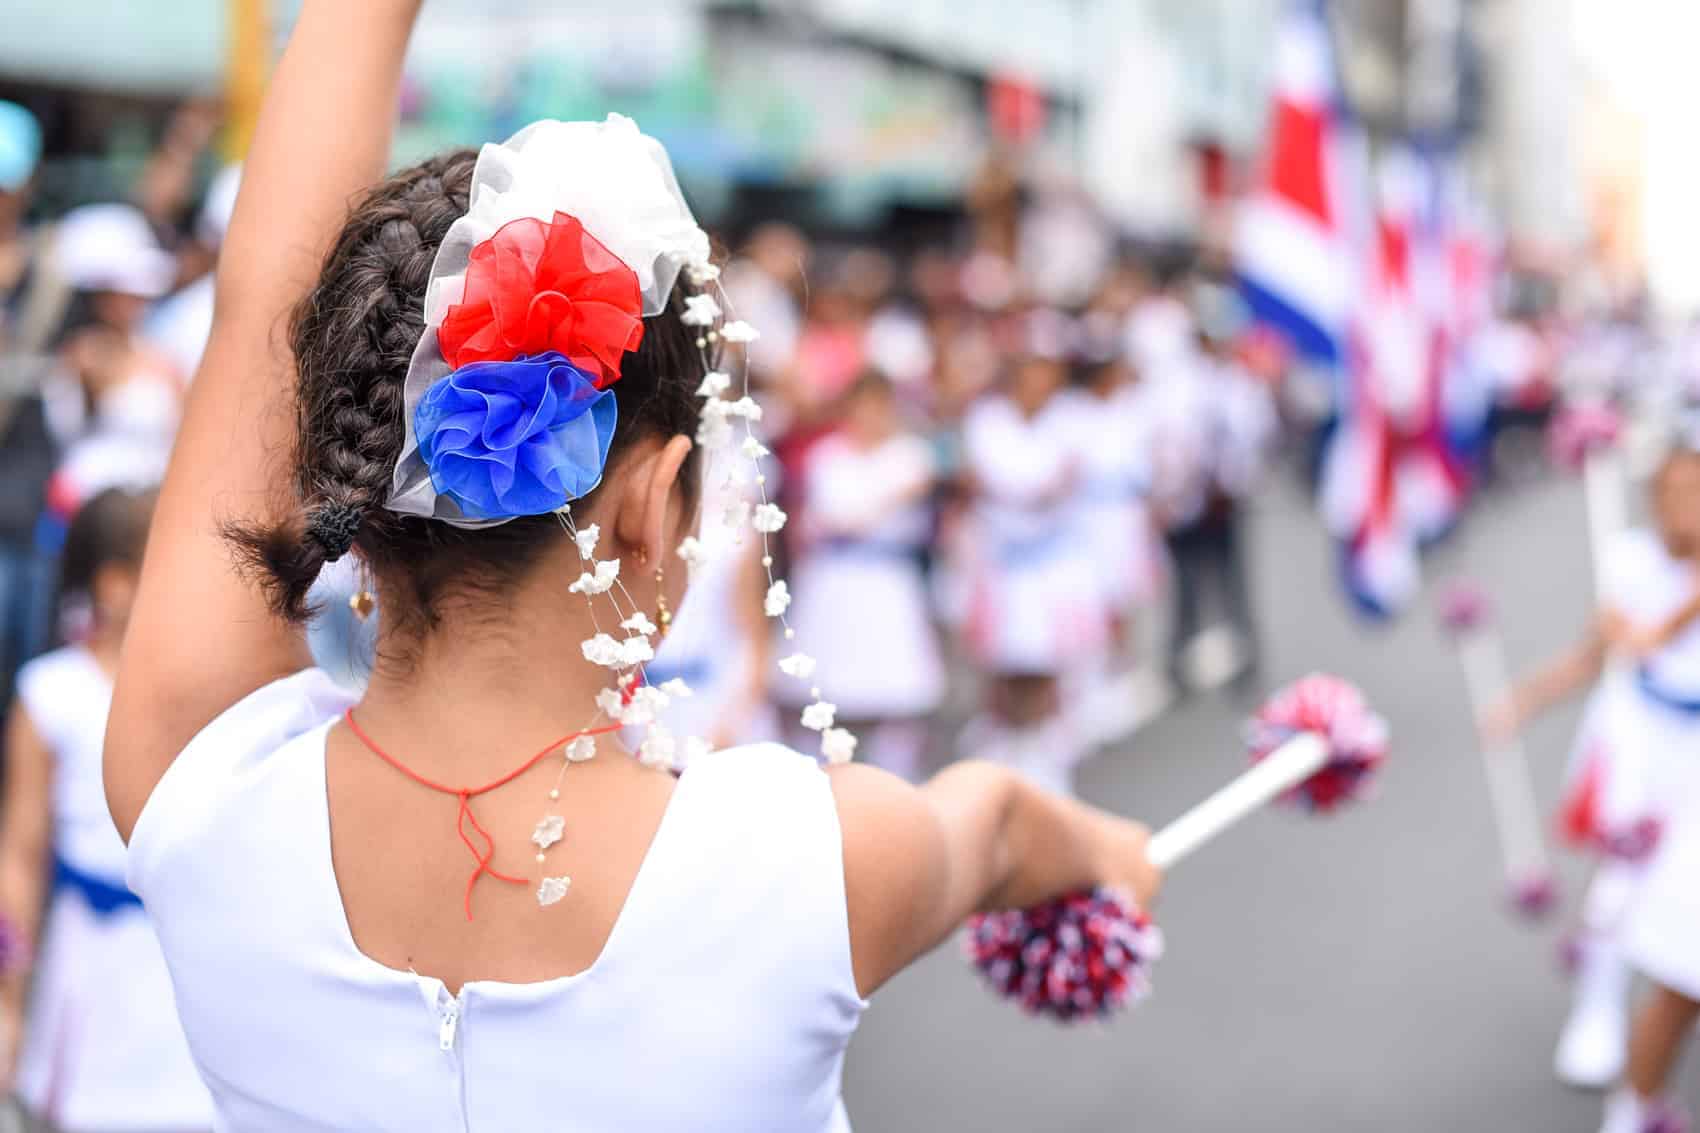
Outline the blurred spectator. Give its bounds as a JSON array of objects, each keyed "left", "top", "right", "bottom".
[
  {"left": 1145, "top": 281, "right": 1276, "bottom": 691},
  {"left": 43, "top": 203, "right": 181, "bottom": 512},
  {"left": 1019, "top": 172, "right": 1114, "bottom": 309},
  {"left": 0, "top": 100, "right": 54, "bottom": 717},
  {"left": 785, "top": 254, "right": 872, "bottom": 423},
  {"left": 0, "top": 487, "right": 213, "bottom": 1129},
  {"left": 1063, "top": 304, "right": 1161, "bottom": 670},
  {"left": 854, "top": 250, "right": 934, "bottom": 398},
  {"left": 148, "top": 163, "right": 241, "bottom": 381},
  {"left": 953, "top": 316, "right": 1102, "bottom": 793},
  {"left": 721, "top": 222, "right": 807, "bottom": 387},
  {"left": 783, "top": 371, "right": 943, "bottom": 780}
]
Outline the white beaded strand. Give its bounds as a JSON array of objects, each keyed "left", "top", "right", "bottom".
[{"left": 689, "top": 266, "right": 853, "bottom": 764}]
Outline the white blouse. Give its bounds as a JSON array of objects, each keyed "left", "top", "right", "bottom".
[{"left": 128, "top": 670, "right": 866, "bottom": 1132}]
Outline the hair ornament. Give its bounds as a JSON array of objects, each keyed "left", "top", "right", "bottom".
[
  {"left": 389, "top": 114, "right": 708, "bottom": 527},
  {"left": 305, "top": 502, "right": 362, "bottom": 561}
]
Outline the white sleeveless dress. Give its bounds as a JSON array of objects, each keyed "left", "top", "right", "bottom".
[
  {"left": 784, "top": 432, "right": 944, "bottom": 719},
  {"left": 1561, "top": 529, "right": 1700, "bottom": 854},
  {"left": 12, "top": 646, "right": 213, "bottom": 1132},
  {"left": 127, "top": 670, "right": 866, "bottom": 1132},
  {"left": 957, "top": 394, "right": 1104, "bottom": 675}
]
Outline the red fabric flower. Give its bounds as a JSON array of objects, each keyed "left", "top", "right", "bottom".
[{"left": 438, "top": 211, "right": 644, "bottom": 389}]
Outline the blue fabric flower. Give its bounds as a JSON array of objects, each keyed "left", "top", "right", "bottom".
[{"left": 414, "top": 351, "right": 617, "bottom": 520}]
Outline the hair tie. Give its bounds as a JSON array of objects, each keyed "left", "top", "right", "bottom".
[{"left": 306, "top": 502, "right": 362, "bottom": 562}]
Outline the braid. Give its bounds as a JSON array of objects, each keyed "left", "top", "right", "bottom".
[{"left": 228, "top": 151, "right": 476, "bottom": 621}]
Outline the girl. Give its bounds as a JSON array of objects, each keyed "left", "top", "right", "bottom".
[
  {"left": 101, "top": 5, "right": 1160, "bottom": 1129},
  {"left": 783, "top": 371, "right": 944, "bottom": 780},
  {"left": 956, "top": 317, "right": 1105, "bottom": 794},
  {"left": 42, "top": 204, "right": 183, "bottom": 511},
  {"left": 0, "top": 488, "right": 211, "bottom": 1132},
  {"left": 1063, "top": 318, "right": 1162, "bottom": 711},
  {"left": 1486, "top": 444, "right": 1700, "bottom": 1123}
]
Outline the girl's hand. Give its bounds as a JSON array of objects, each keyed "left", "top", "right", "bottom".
[
  {"left": 1478, "top": 695, "right": 1524, "bottom": 749},
  {"left": 1602, "top": 609, "right": 1668, "bottom": 660},
  {"left": 1094, "top": 816, "right": 1162, "bottom": 910}
]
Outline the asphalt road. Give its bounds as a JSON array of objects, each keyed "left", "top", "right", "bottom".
[{"left": 841, "top": 470, "right": 1699, "bottom": 1132}]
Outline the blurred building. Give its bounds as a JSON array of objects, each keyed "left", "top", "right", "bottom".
[{"left": 0, "top": 0, "right": 1619, "bottom": 288}]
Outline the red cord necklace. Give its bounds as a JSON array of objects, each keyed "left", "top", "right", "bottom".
[{"left": 343, "top": 709, "right": 624, "bottom": 921}]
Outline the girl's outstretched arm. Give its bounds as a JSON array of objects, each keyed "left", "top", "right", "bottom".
[
  {"left": 106, "top": 0, "right": 423, "bottom": 839},
  {"left": 1480, "top": 612, "right": 1610, "bottom": 747},
  {"left": 833, "top": 761, "right": 1160, "bottom": 998}
]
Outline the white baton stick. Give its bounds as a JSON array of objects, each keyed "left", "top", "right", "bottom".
[
  {"left": 1582, "top": 446, "right": 1628, "bottom": 602},
  {"left": 1146, "top": 732, "right": 1329, "bottom": 871},
  {"left": 1456, "top": 629, "right": 1551, "bottom": 885}
]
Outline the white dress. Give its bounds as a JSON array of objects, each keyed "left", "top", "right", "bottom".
[
  {"left": 1625, "top": 778, "right": 1700, "bottom": 1000},
  {"left": 1560, "top": 530, "right": 1700, "bottom": 855},
  {"left": 127, "top": 670, "right": 866, "bottom": 1133},
  {"left": 958, "top": 395, "right": 1103, "bottom": 675},
  {"left": 1575, "top": 532, "right": 1700, "bottom": 999},
  {"left": 13, "top": 647, "right": 213, "bottom": 1133},
  {"left": 784, "top": 433, "right": 944, "bottom": 718},
  {"left": 1060, "top": 387, "right": 1160, "bottom": 611}
]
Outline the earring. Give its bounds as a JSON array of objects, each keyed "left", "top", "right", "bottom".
[
  {"left": 348, "top": 578, "right": 375, "bottom": 621},
  {"left": 654, "top": 567, "right": 671, "bottom": 639},
  {"left": 636, "top": 545, "right": 649, "bottom": 567}
]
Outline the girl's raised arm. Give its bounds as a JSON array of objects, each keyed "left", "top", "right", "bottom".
[{"left": 106, "top": 0, "right": 423, "bottom": 839}]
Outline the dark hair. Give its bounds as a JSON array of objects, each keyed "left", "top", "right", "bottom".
[
  {"left": 227, "top": 149, "right": 705, "bottom": 629},
  {"left": 61, "top": 487, "right": 156, "bottom": 599},
  {"left": 844, "top": 367, "right": 894, "bottom": 404}
]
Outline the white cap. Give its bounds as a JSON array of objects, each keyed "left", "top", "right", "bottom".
[{"left": 55, "top": 203, "right": 176, "bottom": 298}]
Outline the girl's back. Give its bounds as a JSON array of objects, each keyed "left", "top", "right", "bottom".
[{"left": 131, "top": 670, "right": 862, "bottom": 1132}]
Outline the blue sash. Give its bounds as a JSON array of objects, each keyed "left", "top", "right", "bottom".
[
  {"left": 53, "top": 854, "right": 142, "bottom": 917},
  {"left": 993, "top": 527, "right": 1070, "bottom": 568},
  {"left": 1635, "top": 666, "right": 1700, "bottom": 717},
  {"left": 816, "top": 536, "right": 921, "bottom": 562},
  {"left": 643, "top": 655, "right": 714, "bottom": 689}
]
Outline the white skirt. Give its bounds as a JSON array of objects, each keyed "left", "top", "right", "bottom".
[
  {"left": 785, "top": 543, "right": 945, "bottom": 719},
  {"left": 1074, "top": 496, "right": 1163, "bottom": 612},
  {"left": 1558, "top": 668, "right": 1700, "bottom": 856},
  {"left": 962, "top": 533, "right": 1105, "bottom": 677},
  {"left": 1625, "top": 777, "right": 1700, "bottom": 998},
  {"left": 15, "top": 880, "right": 213, "bottom": 1131}
]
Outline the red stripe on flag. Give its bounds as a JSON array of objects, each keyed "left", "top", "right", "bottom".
[{"left": 1266, "top": 100, "right": 1331, "bottom": 226}]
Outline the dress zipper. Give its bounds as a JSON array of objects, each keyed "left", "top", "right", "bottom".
[
  {"left": 438, "top": 994, "right": 460, "bottom": 1051},
  {"left": 434, "top": 986, "right": 472, "bottom": 1130}
]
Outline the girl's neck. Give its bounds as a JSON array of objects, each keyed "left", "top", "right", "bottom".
[{"left": 357, "top": 555, "right": 639, "bottom": 780}]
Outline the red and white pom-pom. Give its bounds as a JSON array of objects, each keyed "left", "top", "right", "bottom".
[
  {"left": 964, "top": 888, "right": 1162, "bottom": 1023},
  {"left": 1245, "top": 674, "right": 1388, "bottom": 813},
  {"left": 1437, "top": 580, "right": 1493, "bottom": 636},
  {"left": 1547, "top": 399, "right": 1622, "bottom": 472},
  {"left": 967, "top": 675, "right": 1382, "bottom": 1023}
]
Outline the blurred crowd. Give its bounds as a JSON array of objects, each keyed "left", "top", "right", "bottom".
[
  {"left": 0, "top": 92, "right": 1692, "bottom": 793},
  {"left": 5, "top": 77, "right": 1700, "bottom": 1129}
]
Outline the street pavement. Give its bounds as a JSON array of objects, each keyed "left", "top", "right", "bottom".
[{"left": 842, "top": 470, "right": 1700, "bottom": 1132}]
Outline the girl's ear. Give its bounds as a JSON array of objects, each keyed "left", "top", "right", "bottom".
[{"left": 612, "top": 434, "right": 693, "bottom": 563}]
